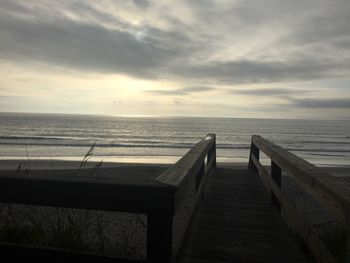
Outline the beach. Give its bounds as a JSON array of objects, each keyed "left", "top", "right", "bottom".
[
  {"left": 0, "top": 158, "right": 348, "bottom": 177},
  {"left": 0, "top": 158, "right": 349, "bottom": 258}
]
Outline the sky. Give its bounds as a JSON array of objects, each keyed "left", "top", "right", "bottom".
[{"left": 0, "top": 0, "right": 349, "bottom": 119}]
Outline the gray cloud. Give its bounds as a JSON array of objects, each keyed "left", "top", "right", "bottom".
[
  {"left": 147, "top": 86, "right": 214, "bottom": 95},
  {"left": 0, "top": 1, "right": 184, "bottom": 78},
  {"left": 0, "top": 0, "right": 350, "bottom": 85},
  {"left": 282, "top": 2, "right": 350, "bottom": 47},
  {"left": 132, "top": 0, "right": 151, "bottom": 9},
  {"left": 180, "top": 86, "right": 214, "bottom": 93},
  {"left": 233, "top": 88, "right": 307, "bottom": 96},
  {"left": 69, "top": 2, "right": 132, "bottom": 29},
  {"left": 290, "top": 98, "right": 350, "bottom": 109},
  {"left": 170, "top": 59, "right": 350, "bottom": 84}
]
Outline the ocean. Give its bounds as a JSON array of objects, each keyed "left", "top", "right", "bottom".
[{"left": 0, "top": 112, "right": 349, "bottom": 166}]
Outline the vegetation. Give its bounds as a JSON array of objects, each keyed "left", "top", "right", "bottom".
[
  {"left": 0, "top": 204, "right": 147, "bottom": 257},
  {"left": 0, "top": 143, "right": 146, "bottom": 258}
]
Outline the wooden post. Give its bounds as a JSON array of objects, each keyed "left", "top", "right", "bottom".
[
  {"left": 271, "top": 160, "right": 281, "bottom": 187},
  {"left": 212, "top": 135, "right": 217, "bottom": 168},
  {"left": 147, "top": 212, "right": 173, "bottom": 263},
  {"left": 248, "top": 143, "right": 259, "bottom": 172},
  {"left": 207, "top": 134, "right": 216, "bottom": 169},
  {"left": 196, "top": 162, "right": 205, "bottom": 192},
  {"left": 271, "top": 160, "right": 282, "bottom": 210}
]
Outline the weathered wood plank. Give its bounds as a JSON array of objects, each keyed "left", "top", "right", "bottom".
[
  {"left": 251, "top": 154, "right": 337, "bottom": 263},
  {"left": 0, "top": 175, "right": 175, "bottom": 214},
  {"left": 186, "top": 225, "right": 299, "bottom": 244},
  {"left": 177, "top": 168, "right": 308, "bottom": 263},
  {"left": 154, "top": 134, "right": 217, "bottom": 261},
  {"left": 156, "top": 134, "right": 216, "bottom": 214},
  {"left": 156, "top": 134, "right": 215, "bottom": 188},
  {"left": 252, "top": 135, "right": 350, "bottom": 225},
  {"left": 172, "top": 168, "right": 216, "bottom": 261},
  {"left": 0, "top": 176, "right": 174, "bottom": 213}
]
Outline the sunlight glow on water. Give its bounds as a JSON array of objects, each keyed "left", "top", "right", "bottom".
[{"left": 0, "top": 113, "right": 349, "bottom": 166}]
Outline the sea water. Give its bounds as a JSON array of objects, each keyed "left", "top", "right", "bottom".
[{"left": 0, "top": 112, "right": 349, "bottom": 166}]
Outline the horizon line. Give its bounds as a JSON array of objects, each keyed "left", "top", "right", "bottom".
[{"left": 0, "top": 111, "right": 349, "bottom": 122}]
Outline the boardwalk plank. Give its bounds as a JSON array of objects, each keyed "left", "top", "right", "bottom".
[{"left": 177, "top": 168, "right": 309, "bottom": 263}]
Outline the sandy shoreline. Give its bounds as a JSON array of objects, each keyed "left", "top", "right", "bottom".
[
  {"left": 0, "top": 159, "right": 171, "bottom": 170},
  {"left": 0, "top": 159, "right": 348, "bottom": 177}
]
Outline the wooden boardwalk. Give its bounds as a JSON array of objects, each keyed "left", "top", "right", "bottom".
[
  {"left": 1, "top": 134, "right": 349, "bottom": 262},
  {"left": 178, "top": 167, "right": 309, "bottom": 263}
]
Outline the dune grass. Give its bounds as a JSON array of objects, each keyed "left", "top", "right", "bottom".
[
  {"left": 0, "top": 204, "right": 147, "bottom": 257},
  {"left": 0, "top": 143, "right": 147, "bottom": 258}
]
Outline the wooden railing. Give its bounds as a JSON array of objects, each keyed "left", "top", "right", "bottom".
[
  {"left": 0, "top": 134, "right": 216, "bottom": 263},
  {"left": 156, "top": 133, "right": 216, "bottom": 260},
  {"left": 248, "top": 135, "right": 350, "bottom": 263}
]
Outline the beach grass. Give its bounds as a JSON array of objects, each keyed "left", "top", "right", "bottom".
[
  {"left": 0, "top": 144, "right": 147, "bottom": 258},
  {"left": 0, "top": 203, "right": 147, "bottom": 257}
]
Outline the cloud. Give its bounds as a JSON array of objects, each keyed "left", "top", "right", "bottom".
[
  {"left": 289, "top": 98, "right": 350, "bottom": 108},
  {"left": 0, "top": 95, "right": 20, "bottom": 101},
  {"left": 233, "top": 88, "right": 307, "bottom": 96},
  {"left": 280, "top": 2, "right": 350, "bottom": 47},
  {"left": 146, "top": 86, "right": 214, "bottom": 95},
  {"left": 170, "top": 59, "right": 350, "bottom": 84},
  {"left": 0, "top": 1, "right": 185, "bottom": 78},
  {"left": 0, "top": 0, "right": 350, "bottom": 85},
  {"left": 132, "top": 0, "right": 151, "bottom": 9},
  {"left": 180, "top": 86, "right": 214, "bottom": 93}
]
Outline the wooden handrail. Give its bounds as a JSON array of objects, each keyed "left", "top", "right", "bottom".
[
  {"left": 155, "top": 133, "right": 216, "bottom": 260},
  {"left": 250, "top": 135, "right": 350, "bottom": 225},
  {"left": 156, "top": 133, "right": 216, "bottom": 210},
  {"left": 0, "top": 133, "right": 217, "bottom": 263},
  {"left": 0, "top": 175, "right": 175, "bottom": 214},
  {"left": 0, "top": 173, "right": 174, "bottom": 263},
  {"left": 248, "top": 135, "right": 350, "bottom": 263}
]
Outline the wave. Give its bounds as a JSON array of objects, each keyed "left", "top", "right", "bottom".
[
  {"left": 0, "top": 140, "right": 249, "bottom": 150},
  {"left": 0, "top": 141, "right": 192, "bottom": 149},
  {"left": 1, "top": 140, "right": 349, "bottom": 154},
  {"left": 279, "top": 140, "right": 350, "bottom": 145},
  {"left": 308, "top": 153, "right": 347, "bottom": 157},
  {"left": 0, "top": 136, "right": 349, "bottom": 153},
  {"left": 0, "top": 134, "right": 211, "bottom": 143},
  {"left": 286, "top": 148, "right": 350, "bottom": 153},
  {"left": 0, "top": 135, "right": 68, "bottom": 140}
]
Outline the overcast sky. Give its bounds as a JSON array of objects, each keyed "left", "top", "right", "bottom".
[{"left": 0, "top": 0, "right": 349, "bottom": 119}]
